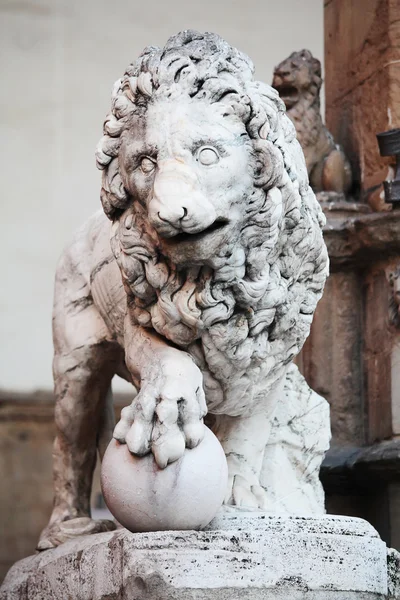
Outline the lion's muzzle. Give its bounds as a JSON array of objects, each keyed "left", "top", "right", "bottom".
[{"left": 149, "top": 159, "right": 217, "bottom": 239}]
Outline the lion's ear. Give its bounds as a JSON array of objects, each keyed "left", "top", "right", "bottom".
[
  {"left": 311, "top": 57, "right": 322, "bottom": 79},
  {"left": 252, "top": 139, "right": 285, "bottom": 189},
  {"left": 218, "top": 96, "right": 251, "bottom": 122},
  {"left": 210, "top": 79, "right": 251, "bottom": 121},
  {"left": 100, "top": 158, "right": 130, "bottom": 220},
  {"left": 101, "top": 189, "right": 120, "bottom": 220}
]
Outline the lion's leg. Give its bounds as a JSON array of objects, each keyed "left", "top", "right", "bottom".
[
  {"left": 37, "top": 341, "right": 119, "bottom": 550},
  {"left": 309, "top": 160, "right": 324, "bottom": 192},
  {"left": 259, "top": 364, "right": 330, "bottom": 515},
  {"left": 213, "top": 377, "right": 285, "bottom": 509},
  {"left": 321, "top": 148, "right": 351, "bottom": 193},
  {"left": 213, "top": 412, "right": 272, "bottom": 509},
  {"left": 38, "top": 246, "right": 121, "bottom": 550}
]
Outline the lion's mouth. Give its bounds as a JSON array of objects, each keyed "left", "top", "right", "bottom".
[
  {"left": 166, "top": 218, "right": 230, "bottom": 244},
  {"left": 275, "top": 85, "right": 299, "bottom": 107}
]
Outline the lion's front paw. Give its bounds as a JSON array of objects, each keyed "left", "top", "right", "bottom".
[
  {"left": 222, "top": 450, "right": 269, "bottom": 510},
  {"left": 226, "top": 474, "right": 268, "bottom": 509},
  {"left": 114, "top": 351, "right": 207, "bottom": 468}
]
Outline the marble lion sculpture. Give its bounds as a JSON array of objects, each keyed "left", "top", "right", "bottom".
[{"left": 39, "top": 31, "right": 330, "bottom": 550}]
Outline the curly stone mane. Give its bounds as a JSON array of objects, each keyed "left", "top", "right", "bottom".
[{"left": 96, "top": 31, "right": 329, "bottom": 414}]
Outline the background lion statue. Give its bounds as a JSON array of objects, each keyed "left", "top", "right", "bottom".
[
  {"left": 38, "top": 31, "right": 330, "bottom": 550},
  {"left": 272, "top": 49, "right": 352, "bottom": 195}
]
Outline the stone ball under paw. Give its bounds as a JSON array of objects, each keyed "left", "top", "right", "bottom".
[{"left": 101, "top": 426, "right": 228, "bottom": 532}]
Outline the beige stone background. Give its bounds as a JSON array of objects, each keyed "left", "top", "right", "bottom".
[{"left": 0, "top": 0, "right": 323, "bottom": 581}]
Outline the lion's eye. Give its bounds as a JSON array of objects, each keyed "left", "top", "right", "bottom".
[
  {"left": 140, "top": 157, "right": 156, "bottom": 174},
  {"left": 198, "top": 147, "right": 219, "bottom": 166}
]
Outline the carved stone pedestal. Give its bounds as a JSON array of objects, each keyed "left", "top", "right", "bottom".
[{"left": 1, "top": 513, "right": 398, "bottom": 599}]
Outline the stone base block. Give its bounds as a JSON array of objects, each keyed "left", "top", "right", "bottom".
[{"left": 1, "top": 513, "right": 398, "bottom": 599}]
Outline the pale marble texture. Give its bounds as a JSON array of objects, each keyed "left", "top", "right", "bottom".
[
  {"left": 38, "top": 30, "right": 330, "bottom": 549},
  {"left": 101, "top": 427, "right": 228, "bottom": 532},
  {"left": 4, "top": 515, "right": 397, "bottom": 599}
]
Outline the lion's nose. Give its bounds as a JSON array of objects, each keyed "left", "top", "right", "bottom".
[
  {"left": 149, "top": 161, "right": 196, "bottom": 235},
  {"left": 150, "top": 187, "right": 192, "bottom": 236},
  {"left": 157, "top": 206, "right": 188, "bottom": 228},
  {"left": 148, "top": 159, "right": 217, "bottom": 238}
]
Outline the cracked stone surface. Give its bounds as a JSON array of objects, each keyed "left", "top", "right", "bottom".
[{"left": 1, "top": 514, "right": 393, "bottom": 599}]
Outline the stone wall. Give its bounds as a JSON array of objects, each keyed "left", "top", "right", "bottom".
[{"left": 0, "top": 391, "right": 129, "bottom": 582}]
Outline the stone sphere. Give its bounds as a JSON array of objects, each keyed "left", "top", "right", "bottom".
[{"left": 101, "top": 426, "right": 228, "bottom": 532}]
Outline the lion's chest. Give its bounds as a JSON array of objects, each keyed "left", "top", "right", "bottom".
[
  {"left": 143, "top": 273, "right": 287, "bottom": 416},
  {"left": 289, "top": 105, "right": 330, "bottom": 169},
  {"left": 187, "top": 314, "right": 284, "bottom": 417}
]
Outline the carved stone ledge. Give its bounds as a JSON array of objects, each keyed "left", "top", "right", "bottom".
[
  {"left": 321, "top": 204, "right": 400, "bottom": 269},
  {"left": 321, "top": 439, "right": 400, "bottom": 493},
  {"left": 0, "top": 514, "right": 393, "bottom": 599}
]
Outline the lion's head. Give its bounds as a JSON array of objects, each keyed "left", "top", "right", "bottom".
[
  {"left": 272, "top": 49, "right": 322, "bottom": 110},
  {"left": 96, "top": 31, "right": 328, "bottom": 400}
]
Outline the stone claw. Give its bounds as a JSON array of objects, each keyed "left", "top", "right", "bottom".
[{"left": 113, "top": 352, "right": 207, "bottom": 468}]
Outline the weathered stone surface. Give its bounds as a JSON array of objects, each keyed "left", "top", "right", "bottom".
[
  {"left": 1, "top": 515, "right": 391, "bottom": 599},
  {"left": 388, "top": 547, "right": 400, "bottom": 599},
  {"left": 321, "top": 439, "right": 400, "bottom": 489},
  {"left": 325, "top": 0, "right": 400, "bottom": 199},
  {"left": 301, "top": 269, "right": 365, "bottom": 446},
  {"left": 322, "top": 207, "right": 400, "bottom": 268}
]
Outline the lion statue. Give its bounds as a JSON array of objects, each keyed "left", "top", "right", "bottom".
[
  {"left": 38, "top": 31, "right": 330, "bottom": 550},
  {"left": 272, "top": 49, "right": 352, "bottom": 195}
]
